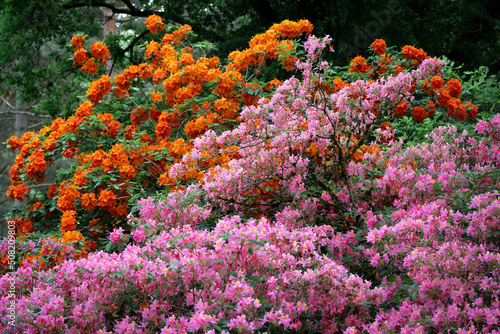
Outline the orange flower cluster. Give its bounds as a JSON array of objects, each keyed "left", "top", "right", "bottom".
[
  {"left": 184, "top": 111, "right": 219, "bottom": 138},
  {"left": 57, "top": 183, "right": 80, "bottom": 211},
  {"left": 352, "top": 145, "right": 382, "bottom": 163},
  {"left": 228, "top": 20, "right": 312, "bottom": 73},
  {"left": 7, "top": 183, "right": 29, "bottom": 202},
  {"left": 371, "top": 39, "right": 386, "bottom": 56},
  {"left": 72, "top": 35, "right": 110, "bottom": 74},
  {"left": 265, "top": 78, "right": 282, "bottom": 92},
  {"left": 75, "top": 101, "right": 94, "bottom": 118},
  {"left": 87, "top": 75, "right": 112, "bottom": 104},
  {"left": 351, "top": 39, "right": 478, "bottom": 123},
  {"left": 145, "top": 14, "right": 165, "bottom": 35},
  {"left": 269, "top": 19, "right": 313, "bottom": 38},
  {"left": 164, "top": 24, "right": 192, "bottom": 45},
  {"left": 61, "top": 230, "right": 87, "bottom": 260},
  {"left": 215, "top": 98, "right": 240, "bottom": 119},
  {"left": 71, "top": 35, "right": 85, "bottom": 49},
  {"left": 25, "top": 149, "right": 47, "bottom": 182},
  {"left": 6, "top": 133, "right": 50, "bottom": 201},
  {"left": 96, "top": 113, "right": 121, "bottom": 137},
  {"left": 349, "top": 56, "right": 372, "bottom": 73},
  {"left": 61, "top": 210, "right": 77, "bottom": 234},
  {"left": 401, "top": 45, "right": 427, "bottom": 66},
  {"left": 422, "top": 76, "right": 477, "bottom": 121}
]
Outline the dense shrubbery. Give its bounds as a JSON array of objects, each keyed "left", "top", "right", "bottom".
[{"left": 1, "top": 17, "right": 499, "bottom": 333}]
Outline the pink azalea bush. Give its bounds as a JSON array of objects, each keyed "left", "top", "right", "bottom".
[{"left": 1, "top": 32, "right": 499, "bottom": 333}]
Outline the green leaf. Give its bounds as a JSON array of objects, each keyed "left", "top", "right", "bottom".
[
  {"left": 169, "top": 260, "right": 179, "bottom": 270},
  {"left": 105, "top": 241, "right": 113, "bottom": 252},
  {"left": 247, "top": 239, "right": 264, "bottom": 246}
]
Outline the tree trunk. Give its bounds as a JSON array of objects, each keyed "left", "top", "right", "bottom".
[{"left": 14, "top": 92, "right": 29, "bottom": 208}]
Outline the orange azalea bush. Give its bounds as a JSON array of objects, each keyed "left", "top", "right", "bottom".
[{"left": 4, "top": 18, "right": 313, "bottom": 267}]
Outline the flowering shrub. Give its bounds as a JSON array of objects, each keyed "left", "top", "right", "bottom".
[{"left": 3, "top": 15, "right": 498, "bottom": 334}]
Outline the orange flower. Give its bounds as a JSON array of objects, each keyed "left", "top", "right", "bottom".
[
  {"left": 57, "top": 185, "right": 80, "bottom": 211},
  {"left": 395, "top": 101, "right": 409, "bottom": 117},
  {"left": 119, "top": 164, "right": 136, "bottom": 180},
  {"left": 109, "top": 143, "right": 129, "bottom": 166},
  {"left": 25, "top": 149, "right": 47, "bottom": 181},
  {"left": 349, "top": 56, "right": 372, "bottom": 73},
  {"left": 447, "top": 97, "right": 466, "bottom": 120},
  {"left": 305, "top": 142, "right": 319, "bottom": 157},
  {"left": 112, "top": 203, "right": 129, "bottom": 218},
  {"left": 81, "top": 58, "right": 99, "bottom": 75},
  {"left": 269, "top": 19, "right": 313, "bottom": 38},
  {"left": 371, "top": 39, "right": 386, "bottom": 56},
  {"left": 61, "top": 210, "right": 77, "bottom": 234},
  {"left": 73, "top": 171, "right": 89, "bottom": 187},
  {"left": 6, "top": 183, "right": 29, "bottom": 201},
  {"left": 401, "top": 45, "right": 427, "bottom": 65},
  {"left": 85, "top": 240, "right": 98, "bottom": 251},
  {"left": 158, "top": 172, "right": 175, "bottom": 187},
  {"left": 149, "top": 105, "right": 161, "bottom": 122},
  {"left": 73, "top": 48, "right": 88, "bottom": 67},
  {"left": 145, "top": 14, "right": 164, "bottom": 35},
  {"left": 412, "top": 106, "right": 427, "bottom": 123},
  {"left": 28, "top": 201, "right": 44, "bottom": 212},
  {"left": 184, "top": 111, "right": 219, "bottom": 137},
  {"left": 124, "top": 125, "right": 137, "bottom": 140},
  {"left": 179, "top": 48, "right": 195, "bottom": 66},
  {"left": 81, "top": 192, "right": 97, "bottom": 210},
  {"left": 151, "top": 90, "right": 163, "bottom": 103},
  {"left": 173, "top": 24, "right": 192, "bottom": 41},
  {"left": 86, "top": 75, "right": 112, "bottom": 104},
  {"left": 156, "top": 121, "right": 172, "bottom": 139},
  {"left": 20, "top": 218, "right": 34, "bottom": 235},
  {"left": 98, "top": 189, "right": 117, "bottom": 210},
  {"left": 63, "top": 147, "right": 78, "bottom": 159},
  {"left": 61, "top": 230, "right": 85, "bottom": 245},
  {"left": 97, "top": 113, "right": 121, "bottom": 137},
  {"left": 6, "top": 135, "right": 21, "bottom": 152},
  {"left": 131, "top": 108, "right": 148, "bottom": 125},
  {"left": 214, "top": 98, "right": 239, "bottom": 119},
  {"left": 47, "top": 184, "right": 58, "bottom": 199},
  {"left": 213, "top": 70, "right": 242, "bottom": 96},
  {"left": 61, "top": 230, "right": 87, "bottom": 260},
  {"left": 71, "top": 35, "right": 85, "bottom": 50},
  {"left": 430, "top": 76, "right": 443, "bottom": 90},
  {"left": 464, "top": 102, "right": 478, "bottom": 119},
  {"left": 436, "top": 89, "right": 451, "bottom": 107},
  {"left": 265, "top": 78, "right": 282, "bottom": 92},
  {"left": 90, "top": 41, "right": 110, "bottom": 65},
  {"left": 75, "top": 101, "right": 94, "bottom": 118},
  {"left": 445, "top": 78, "right": 462, "bottom": 97}
]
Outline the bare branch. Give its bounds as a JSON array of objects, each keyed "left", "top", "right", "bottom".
[
  {"left": 62, "top": 1, "right": 161, "bottom": 17},
  {"left": 0, "top": 110, "right": 51, "bottom": 118},
  {"left": 0, "top": 163, "right": 10, "bottom": 175},
  {"left": 28, "top": 122, "right": 44, "bottom": 129},
  {"left": 28, "top": 183, "right": 53, "bottom": 189},
  {"left": 0, "top": 95, "right": 15, "bottom": 109}
]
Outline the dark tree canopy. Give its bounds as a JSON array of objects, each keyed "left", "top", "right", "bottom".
[{"left": 0, "top": 0, "right": 498, "bottom": 118}]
